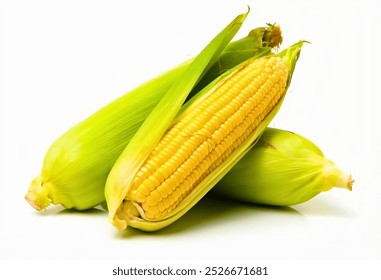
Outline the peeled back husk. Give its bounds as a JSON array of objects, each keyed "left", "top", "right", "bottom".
[{"left": 105, "top": 37, "right": 305, "bottom": 232}]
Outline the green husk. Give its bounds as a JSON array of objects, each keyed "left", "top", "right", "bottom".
[
  {"left": 25, "top": 13, "right": 281, "bottom": 211},
  {"left": 212, "top": 127, "right": 353, "bottom": 206}
]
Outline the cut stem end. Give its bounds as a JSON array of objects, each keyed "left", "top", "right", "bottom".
[{"left": 25, "top": 176, "right": 52, "bottom": 211}]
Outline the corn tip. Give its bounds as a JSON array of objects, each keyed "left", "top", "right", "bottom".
[
  {"left": 263, "top": 23, "right": 283, "bottom": 48},
  {"left": 323, "top": 162, "right": 354, "bottom": 192},
  {"left": 347, "top": 175, "right": 354, "bottom": 191}
]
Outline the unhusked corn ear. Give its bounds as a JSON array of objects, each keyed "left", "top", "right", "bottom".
[
  {"left": 212, "top": 127, "right": 353, "bottom": 206},
  {"left": 106, "top": 41, "right": 304, "bottom": 231},
  {"left": 25, "top": 11, "right": 279, "bottom": 211}
]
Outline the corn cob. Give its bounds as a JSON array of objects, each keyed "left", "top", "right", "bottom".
[
  {"left": 105, "top": 41, "right": 304, "bottom": 231},
  {"left": 212, "top": 127, "right": 353, "bottom": 206},
  {"left": 25, "top": 12, "right": 281, "bottom": 211}
]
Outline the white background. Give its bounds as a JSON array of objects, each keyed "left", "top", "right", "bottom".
[{"left": 1, "top": 0, "right": 380, "bottom": 278}]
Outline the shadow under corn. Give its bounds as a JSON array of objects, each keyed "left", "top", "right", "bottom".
[
  {"left": 33, "top": 204, "right": 107, "bottom": 217},
  {"left": 118, "top": 196, "right": 303, "bottom": 238}
]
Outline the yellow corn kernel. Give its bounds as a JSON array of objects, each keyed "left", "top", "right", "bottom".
[{"left": 122, "top": 56, "right": 289, "bottom": 220}]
